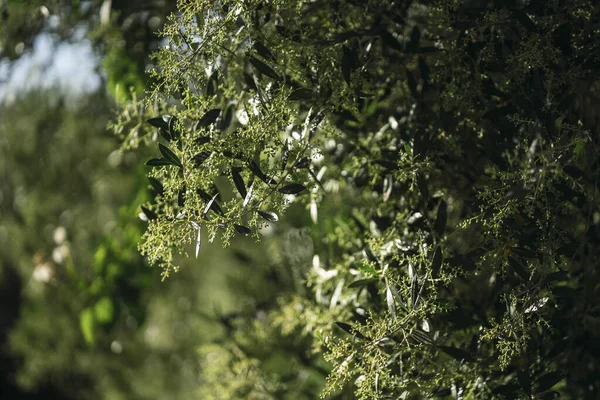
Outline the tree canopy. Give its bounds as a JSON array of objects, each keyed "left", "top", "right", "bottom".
[{"left": 115, "top": 0, "right": 598, "bottom": 397}]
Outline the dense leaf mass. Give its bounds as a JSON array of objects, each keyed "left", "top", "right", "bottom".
[{"left": 113, "top": 0, "right": 600, "bottom": 398}]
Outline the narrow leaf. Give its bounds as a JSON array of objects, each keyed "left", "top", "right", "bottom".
[
  {"left": 147, "top": 116, "right": 169, "bottom": 130},
  {"left": 203, "top": 193, "right": 224, "bottom": 218},
  {"left": 243, "top": 181, "right": 254, "bottom": 208},
  {"left": 234, "top": 224, "right": 252, "bottom": 236},
  {"left": 141, "top": 206, "right": 157, "bottom": 221},
  {"left": 347, "top": 278, "right": 378, "bottom": 288},
  {"left": 148, "top": 177, "right": 163, "bottom": 196},
  {"left": 250, "top": 56, "right": 280, "bottom": 80},
  {"left": 158, "top": 144, "right": 183, "bottom": 169},
  {"left": 145, "top": 158, "right": 171, "bottom": 167},
  {"left": 386, "top": 286, "right": 397, "bottom": 320},
  {"left": 434, "top": 200, "right": 447, "bottom": 237},
  {"left": 231, "top": 169, "right": 247, "bottom": 198},
  {"left": 206, "top": 70, "right": 219, "bottom": 96},
  {"left": 197, "top": 109, "right": 221, "bottom": 127},
  {"left": 294, "top": 157, "right": 311, "bottom": 169},
  {"left": 288, "top": 88, "right": 313, "bottom": 100},
  {"left": 253, "top": 41, "right": 275, "bottom": 61},
  {"left": 536, "top": 371, "right": 562, "bottom": 393},
  {"left": 431, "top": 247, "right": 442, "bottom": 278},
  {"left": 335, "top": 322, "right": 368, "bottom": 340},
  {"left": 195, "top": 225, "right": 201, "bottom": 258},
  {"left": 257, "top": 210, "right": 278, "bottom": 222},
  {"left": 278, "top": 183, "right": 307, "bottom": 194},
  {"left": 248, "top": 160, "right": 276, "bottom": 184},
  {"left": 193, "top": 151, "right": 211, "bottom": 168}
]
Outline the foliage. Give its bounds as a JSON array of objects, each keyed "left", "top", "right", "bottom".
[{"left": 112, "top": 0, "right": 600, "bottom": 398}]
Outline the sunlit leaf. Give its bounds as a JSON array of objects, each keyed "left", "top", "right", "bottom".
[{"left": 158, "top": 144, "right": 183, "bottom": 169}]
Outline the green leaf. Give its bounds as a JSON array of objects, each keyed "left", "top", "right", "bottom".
[
  {"left": 206, "top": 70, "right": 219, "bottom": 96},
  {"left": 148, "top": 177, "right": 163, "bottom": 196},
  {"left": 335, "top": 322, "right": 368, "bottom": 340},
  {"left": 141, "top": 206, "right": 157, "bottom": 221},
  {"left": 79, "top": 307, "right": 95, "bottom": 345},
  {"left": 231, "top": 168, "right": 247, "bottom": 198},
  {"left": 431, "top": 247, "right": 442, "bottom": 278},
  {"left": 434, "top": 200, "right": 447, "bottom": 237},
  {"left": 145, "top": 158, "right": 171, "bottom": 167},
  {"left": 218, "top": 104, "right": 234, "bottom": 131},
  {"left": 93, "top": 296, "right": 114, "bottom": 324},
  {"left": 439, "top": 346, "right": 474, "bottom": 362},
  {"left": 197, "top": 109, "right": 221, "bottom": 127},
  {"left": 167, "top": 115, "right": 181, "bottom": 140},
  {"left": 341, "top": 45, "right": 358, "bottom": 83},
  {"left": 243, "top": 181, "right": 254, "bottom": 208},
  {"left": 253, "top": 40, "right": 275, "bottom": 61},
  {"left": 250, "top": 56, "right": 280, "bottom": 80},
  {"left": 406, "top": 69, "right": 418, "bottom": 97},
  {"left": 347, "top": 278, "right": 379, "bottom": 288},
  {"left": 234, "top": 224, "right": 252, "bottom": 235},
  {"left": 147, "top": 116, "right": 169, "bottom": 130},
  {"left": 536, "top": 371, "right": 562, "bottom": 393},
  {"left": 517, "top": 370, "right": 532, "bottom": 397},
  {"left": 363, "top": 247, "right": 380, "bottom": 264},
  {"left": 288, "top": 88, "right": 314, "bottom": 100},
  {"left": 193, "top": 151, "right": 211, "bottom": 168},
  {"left": 410, "top": 329, "right": 433, "bottom": 345},
  {"left": 294, "top": 157, "right": 311, "bottom": 169},
  {"left": 278, "top": 183, "right": 307, "bottom": 194},
  {"left": 203, "top": 193, "right": 218, "bottom": 218},
  {"left": 257, "top": 210, "right": 278, "bottom": 222},
  {"left": 248, "top": 160, "right": 276, "bottom": 184},
  {"left": 158, "top": 143, "right": 183, "bottom": 169}
]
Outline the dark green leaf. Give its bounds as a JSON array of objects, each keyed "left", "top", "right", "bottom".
[
  {"left": 418, "top": 56, "right": 429, "bottom": 89},
  {"left": 492, "top": 383, "right": 520, "bottom": 396},
  {"left": 148, "top": 177, "right": 163, "bottom": 196},
  {"left": 288, "top": 88, "right": 314, "bottom": 100},
  {"left": 431, "top": 247, "right": 442, "bottom": 278},
  {"left": 513, "top": 10, "right": 537, "bottom": 33},
  {"left": 167, "top": 116, "right": 181, "bottom": 140},
  {"left": 158, "top": 144, "right": 183, "bottom": 169},
  {"left": 231, "top": 168, "right": 247, "bottom": 198},
  {"left": 206, "top": 70, "right": 219, "bottom": 96},
  {"left": 141, "top": 206, "right": 157, "bottom": 221},
  {"left": 145, "top": 158, "right": 171, "bottom": 167},
  {"left": 177, "top": 188, "right": 186, "bottom": 207},
  {"left": 278, "top": 183, "right": 307, "bottom": 194},
  {"left": 147, "top": 116, "right": 169, "bottom": 130},
  {"left": 253, "top": 40, "right": 275, "bottom": 61},
  {"left": 347, "top": 278, "right": 379, "bottom": 288},
  {"left": 434, "top": 200, "right": 447, "bottom": 237},
  {"left": 408, "top": 25, "right": 421, "bottom": 52},
  {"left": 536, "top": 371, "right": 562, "bottom": 393},
  {"left": 197, "top": 109, "right": 221, "bottom": 128},
  {"left": 243, "top": 73, "right": 258, "bottom": 91},
  {"left": 193, "top": 151, "right": 211, "bottom": 168},
  {"left": 517, "top": 370, "right": 532, "bottom": 397},
  {"left": 257, "top": 210, "right": 278, "bottom": 222},
  {"left": 406, "top": 69, "right": 418, "bottom": 97},
  {"left": 218, "top": 104, "right": 234, "bottom": 131},
  {"left": 374, "top": 159, "right": 398, "bottom": 170},
  {"left": 341, "top": 45, "right": 358, "bottom": 83},
  {"left": 363, "top": 247, "right": 379, "bottom": 264},
  {"left": 250, "top": 56, "right": 280, "bottom": 80},
  {"left": 248, "top": 160, "right": 276, "bottom": 184},
  {"left": 335, "top": 322, "right": 368, "bottom": 340},
  {"left": 234, "top": 224, "right": 252, "bottom": 235},
  {"left": 411, "top": 329, "right": 433, "bottom": 345},
  {"left": 195, "top": 136, "right": 211, "bottom": 145},
  {"left": 439, "top": 346, "right": 475, "bottom": 362},
  {"left": 294, "top": 157, "right": 311, "bottom": 168},
  {"left": 509, "top": 256, "right": 529, "bottom": 280}
]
